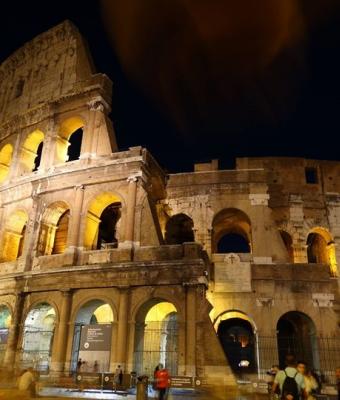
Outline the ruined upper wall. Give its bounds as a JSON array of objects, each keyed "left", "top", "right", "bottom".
[{"left": 0, "top": 20, "right": 97, "bottom": 126}]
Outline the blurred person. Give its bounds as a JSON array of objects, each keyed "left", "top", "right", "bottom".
[
  {"left": 155, "top": 363, "right": 170, "bottom": 400},
  {"left": 17, "top": 367, "right": 36, "bottom": 398},
  {"left": 336, "top": 367, "right": 340, "bottom": 400}
]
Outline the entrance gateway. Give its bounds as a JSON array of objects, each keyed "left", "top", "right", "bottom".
[{"left": 71, "top": 300, "right": 113, "bottom": 372}]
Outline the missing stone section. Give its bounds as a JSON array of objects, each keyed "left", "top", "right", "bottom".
[{"left": 305, "top": 167, "right": 318, "bottom": 184}]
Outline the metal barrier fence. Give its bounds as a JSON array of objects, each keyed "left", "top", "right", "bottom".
[{"left": 256, "top": 336, "right": 340, "bottom": 385}]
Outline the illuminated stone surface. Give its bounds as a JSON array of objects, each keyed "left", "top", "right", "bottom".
[{"left": 0, "top": 21, "right": 338, "bottom": 392}]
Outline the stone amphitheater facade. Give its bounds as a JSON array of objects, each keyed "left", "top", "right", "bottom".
[{"left": 0, "top": 21, "right": 338, "bottom": 386}]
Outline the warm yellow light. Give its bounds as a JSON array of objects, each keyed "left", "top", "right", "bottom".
[
  {"left": 56, "top": 117, "right": 84, "bottom": 163},
  {"left": 0, "top": 144, "right": 13, "bottom": 183},
  {"left": 84, "top": 192, "right": 121, "bottom": 249},
  {"left": 213, "top": 310, "right": 255, "bottom": 332},
  {"left": 145, "top": 302, "right": 177, "bottom": 322},
  {"left": 2, "top": 209, "right": 28, "bottom": 261},
  {"left": 38, "top": 201, "right": 69, "bottom": 255},
  {"left": 93, "top": 304, "right": 114, "bottom": 323},
  {"left": 20, "top": 129, "right": 44, "bottom": 172}
]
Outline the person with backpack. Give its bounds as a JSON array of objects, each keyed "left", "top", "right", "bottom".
[{"left": 272, "top": 355, "right": 306, "bottom": 400}]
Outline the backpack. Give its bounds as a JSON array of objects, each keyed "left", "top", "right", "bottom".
[{"left": 281, "top": 369, "right": 300, "bottom": 400}]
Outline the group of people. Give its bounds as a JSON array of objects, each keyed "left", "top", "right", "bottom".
[{"left": 268, "top": 354, "right": 340, "bottom": 400}]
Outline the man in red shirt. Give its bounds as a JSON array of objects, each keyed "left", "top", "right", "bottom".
[{"left": 155, "top": 363, "right": 170, "bottom": 400}]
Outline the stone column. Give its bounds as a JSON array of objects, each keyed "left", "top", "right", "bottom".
[
  {"left": 50, "top": 290, "right": 72, "bottom": 373},
  {"left": 3, "top": 293, "right": 25, "bottom": 370},
  {"left": 114, "top": 288, "right": 129, "bottom": 370},
  {"left": 293, "top": 242, "right": 308, "bottom": 263},
  {"left": 124, "top": 176, "right": 138, "bottom": 245},
  {"left": 67, "top": 185, "right": 85, "bottom": 250},
  {"left": 185, "top": 286, "right": 196, "bottom": 376},
  {"left": 39, "top": 117, "right": 56, "bottom": 170}
]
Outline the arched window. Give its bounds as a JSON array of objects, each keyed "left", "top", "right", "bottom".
[
  {"left": 84, "top": 193, "right": 122, "bottom": 250},
  {"left": 216, "top": 312, "right": 256, "bottom": 374},
  {"left": 279, "top": 230, "right": 294, "bottom": 263},
  {"left": 217, "top": 233, "right": 250, "bottom": 253},
  {"left": 96, "top": 203, "right": 121, "bottom": 249},
  {"left": 134, "top": 300, "right": 178, "bottom": 376},
  {"left": 0, "top": 305, "right": 12, "bottom": 363},
  {"left": 277, "top": 312, "right": 319, "bottom": 371},
  {"left": 37, "top": 202, "right": 70, "bottom": 256},
  {"left": 212, "top": 208, "right": 251, "bottom": 254},
  {"left": 56, "top": 117, "right": 84, "bottom": 163},
  {"left": 71, "top": 300, "right": 114, "bottom": 373},
  {"left": 307, "top": 228, "right": 337, "bottom": 276},
  {"left": 165, "top": 214, "right": 194, "bottom": 245},
  {"left": 22, "top": 303, "right": 56, "bottom": 372},
  {"left": 0, "top": 144, "right": 13, "bottom": 183},
  {"left": 19, "top": 130, "right": 44, "bottom": 173},
  {"left": 1, "top": 210, "right": 28, "bottom": 261}
]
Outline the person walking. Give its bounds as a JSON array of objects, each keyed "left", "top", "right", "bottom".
[
  {"left": 155, "top": 363, "right": 170, "bottom": 400},
  {"left": 113, "top": 365, "right": 122, "bottom": 392},
  {"left": 272, "top": 355, "right": 306, "bottom": 400}
]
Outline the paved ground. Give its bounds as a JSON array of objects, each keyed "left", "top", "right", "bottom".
[{"left": 0, "top": 387, "right": 271, "bottom": 399}]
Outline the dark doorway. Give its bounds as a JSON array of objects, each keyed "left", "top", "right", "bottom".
[
  {"left": 97, "top": 202, "right": 121, "bottom": 249},
  {"left": 277, "top": 312, "right": 319, "bottom": 370},
  {"left": 165, "top": 214, "right": 194, "bottom": 244},
  {"left": 218, "top": 318, "right": 256, "bottom": 373},
  {"left": 217, "top": 233, "right": 250, "bottom": 253}
]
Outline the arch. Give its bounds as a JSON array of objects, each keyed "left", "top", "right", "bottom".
[
  {"left": 84, "top": 192, "right": 122, "bottom": 250},
  {"left": 0, "top": 144, "right": 13, "bottom": 183},
  {"left": 212, "top": 208, "right": 252, "bottom": 254},
  {"left": 19, "top": 129, "right": 44, "bottom": 173},
  {"left": 1, "top": 209, "right": 28, "bottom": 261},
  {"left": 307, "top": 227, "right": 337, "bottom": 275},
  {"left": 276, "top": 311, "right": 319, "bottom": 371},
  {"left": 165, "top": 213, "right": 194, "bottom": 245},
  {"left": 0, "top": 305, "right": 12, "bottom": 363},
  {"left": 22, "top": 302, "right": 56, "bottom": 371},
  {"left": 56, "top": 116, "right": 84, "bottom": 163},
  {"left": 71, "top": 299, "right": 114, "bottom": 373},
  {"left": 279, "top": 230, "right": 294, "bottom": 263},
  {"left": 214, "top": 310, "right": 257, "bottom": 374},
  {"left": 134, "top": 299, "right": 179, "bottom": 376},
  {"left": 37, "top": 201, "right": 70, "bottom": 256}
]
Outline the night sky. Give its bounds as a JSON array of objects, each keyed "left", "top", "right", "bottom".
[{"left": 1, "top": 0, "right": 340, "bottom": 172}]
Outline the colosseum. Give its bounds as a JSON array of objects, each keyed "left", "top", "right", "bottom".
[{"left": 0, "top": 21, "right": 338, "bottom": 388}]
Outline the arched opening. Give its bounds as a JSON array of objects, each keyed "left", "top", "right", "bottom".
[
  {"left": 216, "top": 311, "right": 256, "bottom": 375},
  {"left": 84, "top": 193, "right": 122, "bottom": 250},
  {"left": 307, "top": 228, "right": 337, "bottom": 275},
  {"left": 22, "top": 303, "right": 56, "bottom": 371},
  {"left": 165, "top": 213, "right": 194, "bottom": 245},
  {"left": 279, "top": 230, "right": 294, "bottom": 263},
  {"left": 56, "top": 117, "right": 84, "bottom": 163},
  {"left": 71, "top": 300, "right": 114, "bottom": 373},
  {"left": 0, "top": 305, "right": 11, "bottom": 363},
  {"left": 217, "top": 233, "right": 250, "bottom": 253},
  {"left": 212, "top": 208, "right": 251, "bottom": 254},
  {"left": 134, "top": 300, "right": 178, "bottom": 377},
  {"left": 1, "top": 210, "right": 28, "bottom": 261},
  {"left": 0, "top": 144, "right": 13, "bottom": 183},
  {"left": 277, "top": 311, "right": 319, "bottom": 371},
  {"left": 19, "top": 130, "right": 44, "bottom": 173},
  {"left": 37, "top": 202, "right": 70, "bottom": 256},
  {"left": 96, "top": 203, "right": 121, "bottom": 249},
  {"left": 67, "top": 128, "right": 83, "bottom": 162}
]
